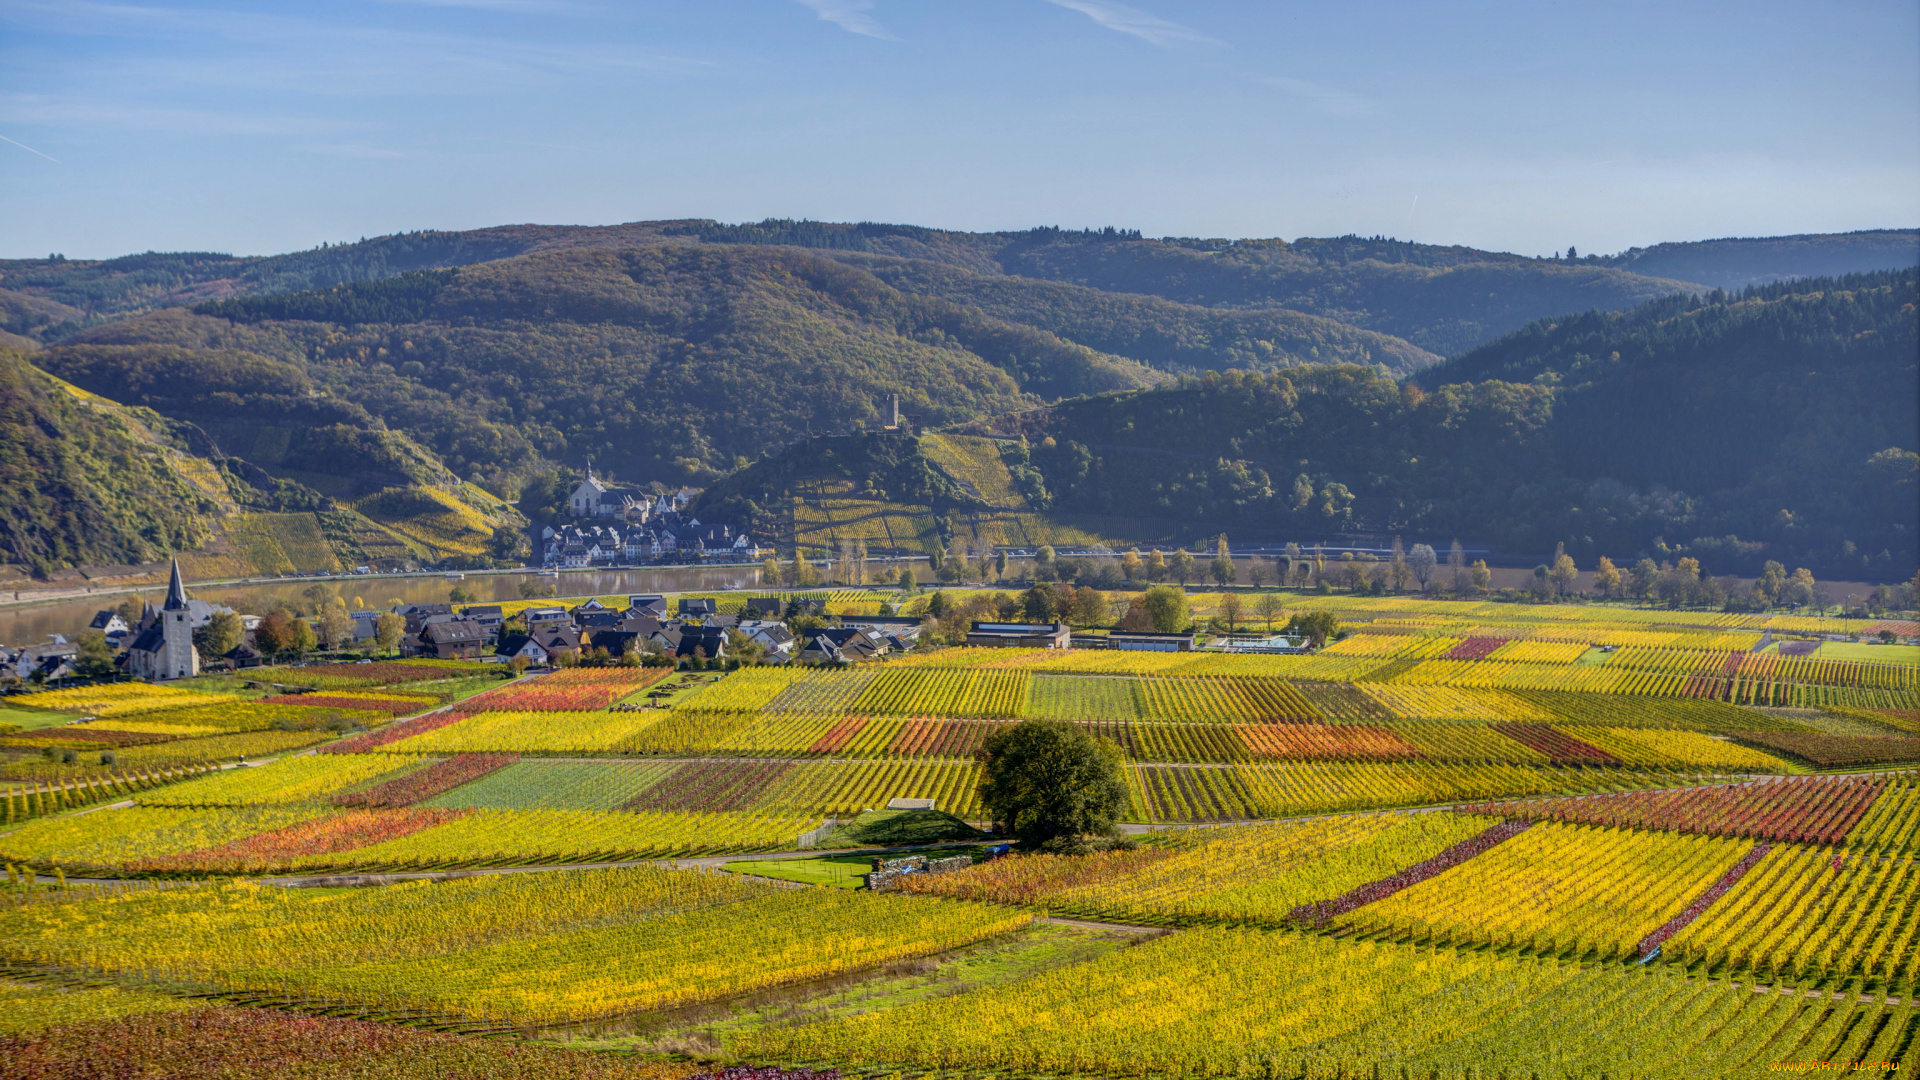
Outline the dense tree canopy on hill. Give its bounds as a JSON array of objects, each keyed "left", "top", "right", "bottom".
[
  {"left": 960, "top": 271, "right": 1916, "bottom": 574},
  {"left": 10, "top": 218, "right": 1895, "bottom": 353},
  {"left": 1595, "top": 230, "right": 1918, "bottom": 290},
  {"left": 0, "top": 219, "right": 1911, "bottom": 580},
  {"left": 842, "top": 255, "right": 1440, "bottom": 377},
  {"left": 0, "top": 347, "right": 216, "bottom": 573},
  {"left": 984, "top": 236, "right": 1697, "bottom": 355},
  {"left": 31, "top": 246, "right": 1160, "bottom": 494}
]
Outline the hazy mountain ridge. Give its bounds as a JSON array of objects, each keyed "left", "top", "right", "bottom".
[
  {"left": 6, "top": 220, "right": 1911, "bottom": 352},
  {"left": 1596, "top": 229, "right": 1919, "bottom": 291}
]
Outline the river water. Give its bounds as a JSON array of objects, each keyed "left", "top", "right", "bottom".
[{"left": 0, "top": 566, "right": 773, "bottom": 648}]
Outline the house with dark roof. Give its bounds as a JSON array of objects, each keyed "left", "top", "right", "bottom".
[
  {"left": 586, "top": 629, "right": 646, "bottom": 658},
  {"left": 2, "top": 639, "right": 80, "bottom": 682},
  {"left": 222, "top": 644, "right": 264, "bottom": 669},
  {"left": 532, "top": 626, "right": 582, "bottom": 660},
  {"left": 411, "top": 619, "right": 488, "bottom": 660},
  {"left": 87, "top": 610, "right": 131, "bottom": 645},
  {"left": 737, "top": 619, "right": 796, "bottom": 660},
  {"left": 798, "top": 626, "right": 887, "bottom": 663},
  {"left": 398, "top": 604, "right": 454, "bottom": 634},
  {"left": 742, "top": 596, "right": 785, "bottom": 619},
  {"left": 678, "top": 597, "right": 718, "bottom": 618},
  {"left": 673, "top": 625, "right": 728, "bottom": 660},
  {"left": 575, "top": 610, "right": 624, "bottom": 631},
  {"left": 495, "top": 634, "right": 551, "bottom": 666},
  {"left": 842, "top": 615, "right": 923, "bottom": 643}
]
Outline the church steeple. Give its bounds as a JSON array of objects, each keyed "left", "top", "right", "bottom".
[{"left": 163, "top": 557, "right": 190, "bottom": 612}]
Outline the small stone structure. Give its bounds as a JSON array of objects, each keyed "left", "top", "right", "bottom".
[{"left": 864, "top": 853, "right": 975, "bottom": 892}]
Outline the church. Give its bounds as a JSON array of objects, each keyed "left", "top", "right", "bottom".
[{"left": 124, "top": 559, "right": 202, "bottom": 681}]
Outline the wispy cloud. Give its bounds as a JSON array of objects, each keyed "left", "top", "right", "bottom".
[
  {"left": 3, "top": 2, "right": 714, "bottom": 92},
  {"left": 0, "top": 132, "right": 60, "bottom": 161},
  {"left": 381, "top": 0, "right": 583, "bottom": 10},
  {"left": 1041, "top": 0, "right": 1217, "bottom": 47},
  {"left": 300, "top": 142, "right": 408, "bottom": 159},
  {"left": 792, "top": 0, "right": 893, "bottom": 40},
  {"left": 0, "top": 95, "right": 361, "bottom": 136},
  {"left": 1254, "top": 75, "right": 1374, "bottom": 117}
]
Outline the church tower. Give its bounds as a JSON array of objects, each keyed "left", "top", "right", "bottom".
[
  {"left": 126, "top": 557, "right": 204, "bottom": 681},
  {"left": 157, "top": 558, "right": 200, "bottom": 680}
]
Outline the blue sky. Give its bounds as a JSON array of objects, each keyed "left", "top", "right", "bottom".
[{"left": 3, "top": 0, "right": 1916, "bottom": 259}]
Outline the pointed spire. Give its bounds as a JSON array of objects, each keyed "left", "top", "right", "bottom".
[{"left": 163, "top": 557, "right": 190, "bottom": 611}]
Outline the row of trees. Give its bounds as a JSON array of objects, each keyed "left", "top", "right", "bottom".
[{"left": 913, "top": 583, "right": 1342, "bottom": 645}]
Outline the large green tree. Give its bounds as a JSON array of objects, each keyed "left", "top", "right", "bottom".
[
  {"left": 976, "top": 719, "right": 1129, "bottom": 850},
  {"left": 1140, "top": 585, "right": 1191, "bottom": 633}
]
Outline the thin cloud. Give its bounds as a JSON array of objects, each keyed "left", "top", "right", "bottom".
[
  {"left": 0, "top": 132, "right": 60, "bottom": 161},
  {"left": 0, "top": 95, "right": 360, "bottom": 136},
  {"left": 5, "top": 2, "right": 714, "bottom": 87},
  {"left": 1254, "top": 75, "right": 1374, "bottom": 117},
  {"left": 1042, "top": 0, "right": 1218, "bottom": 48},
  {"left": 381, "top": 0, "right": 583, "bottom": 10},
  {"left": 300, "top": 142, "right": 408, "bottom": 159},
  {"left": 792, "top": 0, "right": 893, "bottom": 40}
]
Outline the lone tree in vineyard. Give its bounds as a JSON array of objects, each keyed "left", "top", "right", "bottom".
[{"left": 977, "top": 719, "right": 1129, "bottom": 851}]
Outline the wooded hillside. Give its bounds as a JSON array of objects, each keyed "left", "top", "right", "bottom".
[{"left": 694, "top": 270, "right": 1916, "bottom": 577}]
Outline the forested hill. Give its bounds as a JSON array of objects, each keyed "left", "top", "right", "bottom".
[
  {"left": 0, "top": 345, "right": 218, "bottom": 572},
  {"left": 837, "top": 254, "right": 1440, "bottom": 376},
  {"left": 30, "top": 245, "right": 1156, "bottom": 496},
  {"left": 1594, "top": 230, "right": 1919, "bottom": 290},
  {"left": 699, "top": 269, "right": 1913, "bottom": 577},
  {"left": 620, "top": 223, "right": 1704, "bottom": 355},
  {"left": 1419, "top": 269, "right": 1919, "bottom": 563},
  {"left": 1420, "top": 269, "right": 1917, "bottom": 389},
  {"left": 10, "top": 221, "right": 1908, "bottom": 358}
]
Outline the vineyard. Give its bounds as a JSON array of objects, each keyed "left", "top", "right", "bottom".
[
  {"left": 142, "top": 754, "right": 429, "bottom": 807},
  {"left": 1468, "top": 775, "right": 1908, "bottom": 846},
  {"left": 899, "top": 813, "right": 1498, "bottom": 927},
  {"left": 0, "top": 868, "right": 1030, "bottom": 1025},
  {"left": 734, "top": 927, "right": 1918, "bottom": 1078},
  {"left": 1665, "top": 841, "right": 1920, "bottom": 992},
  {"left": 5, "top": 594, "right": 1919, "bottom": 1075},
  {"left": 1331, "top": 822, "right": 1756, "bottom": 959}
]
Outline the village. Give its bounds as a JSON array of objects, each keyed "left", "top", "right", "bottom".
[
  {"left": 540, "top": 468, "right": 761, "bottom": 568},
  {"left": 0, "top": 564, "right": 938, "bottom": 686}
]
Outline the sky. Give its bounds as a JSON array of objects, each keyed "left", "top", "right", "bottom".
[{"left": 3, "top": 0, "right": 1917, "bottom": 259}]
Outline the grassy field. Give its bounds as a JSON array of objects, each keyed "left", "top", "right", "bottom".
[
  {"left": 0, "top": 704, "right": 76, "bottom": 731},
  {"left": 721, "top": 853, "right": 877, "bottom": 888},
  {"left": 1814, "top": 641, "right": 1920, "bottom": 663}
]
